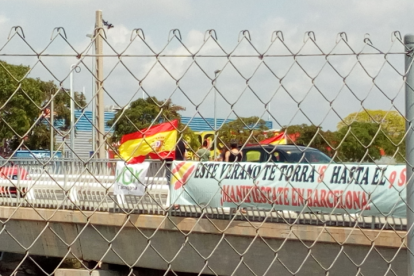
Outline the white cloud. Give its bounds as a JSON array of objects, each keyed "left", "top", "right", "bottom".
[
  {"left": 0, "top": 15, "right": 8, "bottom": 25},
  {"left": 107, "top": 24, "right": 132, "bottom": 47}
]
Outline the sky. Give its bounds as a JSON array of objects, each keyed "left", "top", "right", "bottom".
[{"left": 0, "top": 0, "right": 413, "bottom": 131}]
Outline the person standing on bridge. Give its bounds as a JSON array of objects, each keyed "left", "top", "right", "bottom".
[
  {"left": 174, "top": 137, "right": 187, "bottom": 161},
  {"left": 196, "top": 140, "right": 210, "bottom": 161},
  {"left": 165, "top": 136, "right": 187, "bottom": 177},
  {"left": 224, "top": 140, "right": 243, "bottom": 162},
  {"left": 225, "top": 140, "right": 246, "bottom": 214}
]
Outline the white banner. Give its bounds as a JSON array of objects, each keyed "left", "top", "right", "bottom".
[
  {"left": 169, "top": 161, "right": 407, "bottom": 217},
  {"left": 114, "top": 161, "right": 150, "bottom": 196}
]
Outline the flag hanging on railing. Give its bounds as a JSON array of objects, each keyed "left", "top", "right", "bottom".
[
  {"left": 259, "top": 132, "right": 287, "bottom": 145},
  {"left": 119, "top": 120, "right": 178, "bottom": 163}
]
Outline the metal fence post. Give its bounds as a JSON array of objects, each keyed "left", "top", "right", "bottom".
[{"left": 405, "top": 34, "right": 414, "bottom": 276}]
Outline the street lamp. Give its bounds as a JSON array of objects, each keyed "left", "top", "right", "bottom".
[
  {"left": 70, "top": 65, "right": 80, "bottom": 158},
  {"left": 86, "top": 34, "right": 96, "bottom": 154},
  {"left": 214, "top": 70, "right": 221, "bottom": 160},
  {"left": 50, "top": 89, "right": 54, "bottom": 155}
]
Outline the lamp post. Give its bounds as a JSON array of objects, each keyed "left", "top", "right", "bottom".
[
  {"left": 86, "top": 34, "right": 96, "bottom": 154},
  {"left": 69, "top": 64, "right": 80, "bottom": 158},
  {"left": 214, "top": 70, "right": 221, "bottom": 160},
  {"left": 50, "top": 90, "right": 54, "bottom": 154}
]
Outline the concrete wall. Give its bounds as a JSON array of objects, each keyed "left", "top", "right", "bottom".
[{"left": 0, "top": 207, "right": 407, "bottom": 275}]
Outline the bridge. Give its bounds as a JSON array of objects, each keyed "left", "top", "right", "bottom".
[{"left": 0, "top": 159, "right": 408, "bottom": 275}]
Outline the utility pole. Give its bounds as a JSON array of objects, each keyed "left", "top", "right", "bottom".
[{"left": 95, "top": 10, "right": 106, "bottom": 159}]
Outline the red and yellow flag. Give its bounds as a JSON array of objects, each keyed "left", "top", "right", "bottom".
[
  {"left": 259, "top": 132, "right": 287, "bottom": 145},
  {"left": 119, "top": 120, "right": 178, "bottom": 163}
]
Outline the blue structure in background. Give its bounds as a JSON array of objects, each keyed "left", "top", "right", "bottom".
[
  {"left": 180, "top": 117, "right": 273, "bottom": 131},
  {"left": 74, "top": 110, "right": 115, "bottom": 132},
  {"left": 13, "top": 150, "right": 62, "bottom": 159},
  {"left": 73, "top": 110, "right": 273, "bottom": 132}
]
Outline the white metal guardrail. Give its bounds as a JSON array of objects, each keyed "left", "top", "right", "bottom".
[{"left": 0, "top": 159, "right": 170, "bottom": 214}]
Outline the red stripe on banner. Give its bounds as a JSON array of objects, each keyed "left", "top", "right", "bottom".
[
  {"left": 171, "top": 161, "right": 187, "bottom": 174},
  {"left": 121, "top": 119, "right": 178, "bottom": 144},
  {"left": 182, "top": 165, "right": 195, "bottom": 182},
  {"left": 174, "top": 164, "right": 196, "bottom": 189}
]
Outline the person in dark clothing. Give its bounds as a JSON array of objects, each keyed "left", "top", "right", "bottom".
[
  {"left": 175, "top": 138, "right": 186, "bottom": 160},
  {"left": 168, "top": 137, "right": 186, "bottom": 211},
  {"left": 217, "top": 146, "right": 228, "bottom": 161},
  {"left": 225, "top": 140, "right": 242, "bottom": 162},
  {"left": 225, "top": 140, "right": 246, "bottom": 214}
]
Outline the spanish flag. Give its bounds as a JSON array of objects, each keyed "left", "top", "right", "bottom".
[
  {"left": 259, "top": 132, "right": 287, "bottom": 145},
  {"left": 119, "top": 120, "right": 178, "bottom": 163}
]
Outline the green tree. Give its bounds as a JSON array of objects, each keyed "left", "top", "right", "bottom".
[
  {"left": 337, "top": 110, "right": 405, "bottom": 162},
  {"left": 42, "top": 82, "right": 87, "bottom": 131},
  {"left": 107, "top": 97, "right": 183, "bottom": 140},
  {"left": 107, "top": 97, "right": 200, "bottom": 151},
  {"left": 22, "top": 83, "right": 87, "bottom": 150},
  {"left": 337, "top": 109, "right": 404, "bottom": 137},
  {"left": 218, "top": 116, "right": 269, "bottom": 148},
  {"left": 0, "top": 60, "right": 87, "bottom": 152},
  {"left": 283, "top": 124, "right": 336, "bottom": 156},
  {"left": 25, "top": 123, "right": 50, "bottom": 150},
  {"left": 0, "top": 61, "right": 44, "bottom": 141},
  {"left": 335, "top": 122, "right": 404, "bottom": 162}
]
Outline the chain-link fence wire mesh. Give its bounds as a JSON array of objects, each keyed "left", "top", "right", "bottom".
[{"left": 0, "top": 25, "right": 412, "bottom": 276}]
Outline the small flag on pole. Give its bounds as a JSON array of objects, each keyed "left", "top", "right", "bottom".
[{"left": 119, "top": 120, "right": 178, "bottom": 163}]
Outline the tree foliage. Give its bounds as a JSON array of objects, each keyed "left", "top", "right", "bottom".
[
  {"left": 107, "top": 97, "right": 183, "bottom": 140},
  {"left": 335, "top": 109, "right": 405, "bottom": 162},
  {"left": 0, "top": 61, "right": 87, "bottom": 152},
  {"left": 335, "top": 122, "right": 402, "bottom": 162},
  {"left": 41, "top": 81, "right": 87, "bottom": 131},
  {"left": 337, "top": 109, "right": 404, "bottom": 136},
  {"left": 21, "top": 84, "right": 87, "bottom": 150},
  {"left": 107, "top": 97, "right": 200, "bottom": 150},
  {"left": 218, "top": 116, "right": 269, "bottom": 147},
  {"left": 283, "top": 124, "right": 335, "bottom": 156},
  {"left": 0, "top": 61, "right": 44, "bottom": 140}
]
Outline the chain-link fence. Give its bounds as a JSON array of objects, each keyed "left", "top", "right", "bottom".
[{"left": 0, "top": 18, "right": 412, "bottom": 275}]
